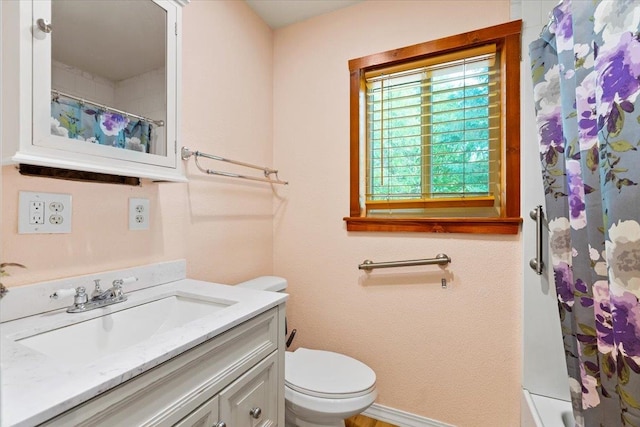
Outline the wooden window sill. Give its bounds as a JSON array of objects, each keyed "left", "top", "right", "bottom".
[
  {"left": 343, "top": 216, "right": 522, "bottom": 234},
  {"left": 365, "top": 195, "right": 495, "bottom": 210}
]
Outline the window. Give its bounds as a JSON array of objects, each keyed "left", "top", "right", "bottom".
[{"left": 345, "top": 21, "right": 522, "bottom": 234}]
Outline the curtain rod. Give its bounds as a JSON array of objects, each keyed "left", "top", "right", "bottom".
[{"left": 51, "top": 90, "right": 165, "bottom": 127}]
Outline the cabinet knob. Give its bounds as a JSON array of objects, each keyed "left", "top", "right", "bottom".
[
  {"left": 214, "top": 422, "right": 226, "bottom": 427},
  {"left": 37, "top": 18, "right": 53, "bottom": 34},
  {"left": 250, "top": 407, "right": 262, "bottom": 419}
]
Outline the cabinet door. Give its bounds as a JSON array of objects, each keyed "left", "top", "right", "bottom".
[
  {"left": 219, "top": 352, "right": 279, "bottom": 427},
  {"left": 174, "top": 396, "right": 219, "bottom": 427},
  {"left": 11, "top": 0, "right": 185, "bottom": 181}
]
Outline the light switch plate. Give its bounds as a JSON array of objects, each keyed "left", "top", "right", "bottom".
[
  {"left": 129, "top": 198, "right": 150, "bottom": 230},
  {"left": 18, "top": 191, "right": 72, "bottom": 234}
]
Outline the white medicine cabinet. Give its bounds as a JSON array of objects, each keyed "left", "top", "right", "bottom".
[{"left": 1, "top": 0, "right": 187, "bottom": 182}]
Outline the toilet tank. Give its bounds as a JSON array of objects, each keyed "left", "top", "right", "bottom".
[{"left": 236, "top": 276, "right": 287, "bottom": 292}]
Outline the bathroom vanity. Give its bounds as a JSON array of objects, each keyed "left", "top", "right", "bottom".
[{"left": 0, "top": 261, "right": 287, "bottom": 426}]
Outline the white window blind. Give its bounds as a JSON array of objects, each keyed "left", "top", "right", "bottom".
[{"left": 364, "top": 44, "right": 501, "bottom": 212}]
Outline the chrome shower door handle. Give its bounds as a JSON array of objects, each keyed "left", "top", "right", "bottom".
[{"left": 529, "top": 205, "right": 544, "bottom": 275}]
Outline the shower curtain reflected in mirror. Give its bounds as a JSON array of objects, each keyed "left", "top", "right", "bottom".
[{"left": 529, "top": 1, "right": 640, "bottom": 426}]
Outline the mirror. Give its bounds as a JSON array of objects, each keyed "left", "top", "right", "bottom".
[{"left": 49, "top": 0, "right": 167, "bottom": 157}]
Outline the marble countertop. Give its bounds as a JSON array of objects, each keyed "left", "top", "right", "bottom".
[{"left": 0, "top": 279, "right": 287, "bottom": 427}]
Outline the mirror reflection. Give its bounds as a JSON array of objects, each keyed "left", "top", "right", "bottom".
[{"left": 50, "top": 0, "right": 167, "bottom": 156}]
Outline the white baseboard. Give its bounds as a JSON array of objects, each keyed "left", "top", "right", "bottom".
[{"left": 362, "top": 403, "right": 456, "bottom": 427}]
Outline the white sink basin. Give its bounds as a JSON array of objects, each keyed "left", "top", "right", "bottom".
[{"left": 16, "top": 294, "right": 235, "bottom": 364}]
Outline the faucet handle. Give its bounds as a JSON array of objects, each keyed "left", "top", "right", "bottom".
[
  {"left": 112, "top": 276, "right": 136, "bottom": 298},
  {"left": 74, "top": 287, "right": 88, "bottom": 305},
  {"left": 113, "top": 276, "right": 138, "bottom": 287},
  {"left": 51, "top": 286, "right": 88, "bottom": 306},
  {"left": 92, "top": 279, "right": 103, "bottom": 297}
]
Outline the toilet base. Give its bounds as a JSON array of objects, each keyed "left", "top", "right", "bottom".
[{"left": 284, "top": 382, "right": 376, "bottom": 427}]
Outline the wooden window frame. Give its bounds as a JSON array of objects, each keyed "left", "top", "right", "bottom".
[{"left": 344, "top": 20, "right": 523, "bottom": 234}]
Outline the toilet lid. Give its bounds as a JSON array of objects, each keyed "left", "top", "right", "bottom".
[{"left": 285, "top": 348, "right": 376, "bottom": 398}]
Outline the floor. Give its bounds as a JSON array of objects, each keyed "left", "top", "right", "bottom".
[{"left": 345, "top": 414, "right": 398, "bottom": 427}]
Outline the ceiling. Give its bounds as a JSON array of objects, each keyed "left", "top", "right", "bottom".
[{"left": 245, "top": 0, "right": 362, "bottom": 29}]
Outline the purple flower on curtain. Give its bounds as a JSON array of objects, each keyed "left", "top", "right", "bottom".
[
  {"left": 577, "top": 279, "right": 594, "bottom": 308},
  {"left": 575, "top": 279, "right": 587, "bottom": 293},
  {"left": 566, "top": 160, "right": 587, "bottom": 229},
  {"left": 595, "top": 32, "right": 640, "bottom": 122},
  {"left": 575, "top": 72, "right": 599, "bottom": 150},
  {"left": 534, "top": 66, "right": 566, "bottom": 164},
  {"left": 538, "top": 109, "right": 565, "bottom": 157},
  {"left": 99, "top": 113, "right": 129, "bottom": 136},
  {"left": 611, "top": 288, "right": 640, "bottom": 363},
  {"left": 549, "top": 217, "right": 574, "bottom": 308},
  {"left": 553, "top": 0, "right": 574, "bottom": 53},
  {"left": 555, "top": 264, "right": 575, "bottom": 309},
  {"left": 594, "top": 280, "right": 615, "bottom": 354}
]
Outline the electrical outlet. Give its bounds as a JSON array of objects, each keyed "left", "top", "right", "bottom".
[
  {"left": 129, "top": 198, "right": 150, "bottom": 230},
  {"left": 49, "top": 202, "right": 64, "bottom": 212},
  {"left": 49, "top": 214, "right": 64, "bottom": 225},
  {"left": 29, "top": 201, "right": 45, "bottom": 224},
  {"left": 19, "top": 191, "right": 72, "bottom": 234}
]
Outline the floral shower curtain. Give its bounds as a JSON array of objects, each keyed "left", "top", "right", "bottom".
[
  {"left": 51, "top": 94, "right": 154, "bottom": 153},
  {"left": 529, "top": 1, "right": 640, "bottom": 426}
]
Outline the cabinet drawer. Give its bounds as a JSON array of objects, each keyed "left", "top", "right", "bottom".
[
  {"left": 173, "top": 396, "right": 219, "bottom": 427},
  {"left": 42, "top": 308, "right": 279, "bottom": 427},
  {"left": 219, "top": 352, "right": 279, "bottom": 427}
]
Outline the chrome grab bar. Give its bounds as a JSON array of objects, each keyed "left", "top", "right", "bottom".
[
  {"left": 358, "top": 253, "right": 451, "bottom": 271},
  {"left": 529, "top": 205, "right": 544, "bottom": 275},
  {"left": 181, "top": 147, "right": 288, "bottom": 185}
]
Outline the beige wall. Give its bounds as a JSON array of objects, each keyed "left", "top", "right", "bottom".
[
  {"left": 2, "top": 1, "right": 523, "bottom": 426},
  {"left": 1, "top": 0, "right": 275, "bottom": 286},
  {"left": 272, "top": 1, "right": 522, "bottom": 426}
]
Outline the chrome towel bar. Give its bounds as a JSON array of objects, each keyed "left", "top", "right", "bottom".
[
  {"left": 358, "top": 253, "right": 451, "bottom": 271},
  {"left": 181, "top": 147, "right": 288, "bottom": 185}
]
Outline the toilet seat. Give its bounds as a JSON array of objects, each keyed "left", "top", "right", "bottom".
[{"left": 285, "top": 348, "right": 376, "bottom": 399}]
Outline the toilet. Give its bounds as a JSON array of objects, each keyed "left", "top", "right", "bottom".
[{"left": 237, "top": 276, "right": 377, "bottom": 427}]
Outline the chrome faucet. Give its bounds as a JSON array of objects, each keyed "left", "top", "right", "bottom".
[
  {"left": 91, "top": 279, "right": 124, "bottom": 301},
  {"left": 51, "top": 277, "right": 136, "bottom": 313}
]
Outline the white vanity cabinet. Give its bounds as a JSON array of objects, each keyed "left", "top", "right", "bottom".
[
  {"left": 0, "top": 0, "right": 187, "bottom": 181},
  {"left": 40, "top": 307, "right": 285, "bottom": 427},
  {"left": 174, "top": 395, "right": 220, "bottom": 427},
  {"left": 219, "top": 352, "right": 279, "bottom": 427},
  {"left": 178, "top": 353, "right": 279, "bottom": 427}
]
